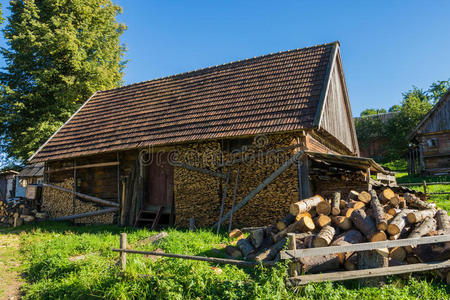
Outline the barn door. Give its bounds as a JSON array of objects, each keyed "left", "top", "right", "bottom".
[{"left": 146, "top": 153, "right": 174, "bottom": 209}]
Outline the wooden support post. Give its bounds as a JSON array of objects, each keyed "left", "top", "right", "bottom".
[
  {"left": 287, "top": 233, "right": 301, "bottom": 277},
  {"left": 120, "top": 233, "right": 127, "bottom": 270},
  {"left": 228, "top": 168, "right": 240, "bottom": 233},
  {"left": 423, "top": 180, "right": 427, "bottom": 199},
  {"left": 73, "top": 159, "right": 77, "bottom": 216},
  {"left": 297, "top": 161, "right": 302, "bottom": 201}
]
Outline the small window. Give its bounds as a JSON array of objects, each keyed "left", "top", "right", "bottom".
[
  {"left": 19, "top": 178, "right": 28, "bottom": 188},
  {"left": 426, "top": 138, "right": 438, "bottom": 148}
]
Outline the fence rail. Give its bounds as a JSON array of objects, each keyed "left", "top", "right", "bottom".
[{"left": 398, "top": 181, "right": 450, "bottom": 197}]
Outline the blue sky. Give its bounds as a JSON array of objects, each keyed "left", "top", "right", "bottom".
[{"left": 1, "top": 0, "right": 450, "bottom": 116}]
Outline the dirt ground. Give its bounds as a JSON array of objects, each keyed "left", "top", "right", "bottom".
[{"left": 0, "top": 232, "right": 23, "bottom": 300}]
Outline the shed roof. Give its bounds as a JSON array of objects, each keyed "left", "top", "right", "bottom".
[
  {"left": 31, "top": 42, "right": 343, "bottom": 162},
  {"left": 18, "top": 163, "right": 44, "bottom": 177}
]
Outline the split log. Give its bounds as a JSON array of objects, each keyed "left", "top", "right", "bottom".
[
  {"left": 389, "top": 225, "right": 412, "bottom": 240},
  {"left": 313, "top": 225, "right": 335, "bottom": 247},
  {"left": 350, "top": 209, "right": 386, "bottom": 242},
  {"left": 379, "top": 188, "right": 395, "bottom": 203},
  {"left": 407, "top": 209, "right": 436, "bottom": 224},
  {"left": 344, "top": 252, "right": 358, "bottom": 270},
  {"left": 342, "top": 208, "right": 355, "bottom": 218},
  {"left": 375, "top": 248, "right": 390, "bottom": 258},
  {"left": 387, "top": 208, "right": 401, "bottom": 217},
  {"left": 348, "top": 201, "right": 365, "bottom": 210},
  {"left": 404, "top": 193, "right": 434, "bottom": 210},
  {"left": 387, "top": 209, "right": 415, "bottom": 236},
  {"left": 298, "top": 215, "right": 315, "bottom": 232},
  {"left": 249, "top": 229, "right": 265, "bottom": 248},
  {"left": 316, "top": 201, "right": 331, "bottom": 215},
  {"left": 295, "top": 212, "right": 311, "bottom": 221},
  {"left": 399, "top": 198, "right": 407, "bottom": 208},
  {"left": 407, "top": 217, "right": 437, "bottom": 239},
  {"left": 389, "top": 247, "right": 407, "bottom": 261},
  {"left": 385, "top": 214, "right": 393, "bottom": 222},
  {"left": 272, "top": 216, "right": 314, "bottom": 243},
  {"left": 339, "top": 200, "right": 347, "bottom": 210},
  {"left": 236, "top": 238, "right": 255, "bottom": 257},
  {"left": 389, "top": 195, "right": 401, "bottom": 207},
  {"left": 347, "top": 190, "right": 359, "bottom": 201},
  {"left": 225, "top": 245, "right": 242, "bottom": 259},
  {"left": 276, "top": 214, "right": 295, "bottom": 231},
  {"left": 289, "top": 195, "right": 324, "bottom": 216},
  {"left": 255, "top": 237, "right": 287, "bottom": 261},
  {"left": 332, "top": 216, "right": 352, "bottom": 231},
  {"left": 315, "top": 215, "right": 331, "bottom": 228},
  {"left": 358, "top": 191, "right": 371, "bottom": 204},
  {"left": 331, "top": 229, "right": 365, "bottom": 264},
  {"left": 436, "top": 210, "right": 450, "bottom": 232},
  {"left": 331, "top": 192, "right": 341, "bottom": 216},
  {"left": 370, "top": 190, "right": 387, "bottom": 231},
  {"left": 229, "top": 229, "right": 244, "bottom": 240}
]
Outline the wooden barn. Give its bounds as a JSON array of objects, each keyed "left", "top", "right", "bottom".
[
  {"left": 29, "top": 42, "right": 391, "bottom": 228},
  {"left": 407, "top": 91, "right": 450, "bottom": 175},
  {"left": 0, "top": 170, "right": 18, "bottom": 202}
]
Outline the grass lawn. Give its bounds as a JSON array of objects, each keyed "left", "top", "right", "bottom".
[{"left": 0, "top": 222, "right": 448, "bottom": 299}]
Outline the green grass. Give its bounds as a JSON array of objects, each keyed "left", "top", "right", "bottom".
[{"left": 0, "top": 223, "right": 449, "bottom": 299}]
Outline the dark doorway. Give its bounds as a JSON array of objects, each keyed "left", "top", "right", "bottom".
[{"left": 145, "top": 152, "right": 174, "bottom": 224}]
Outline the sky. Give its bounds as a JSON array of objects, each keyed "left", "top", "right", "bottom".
[{"left": 0, "top": 0, "right": 450, "bottom": 117}]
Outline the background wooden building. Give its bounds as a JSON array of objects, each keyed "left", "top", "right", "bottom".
[
  {"left": 29, "top": 42, "right": 390, "bottom": 228},
  {"left": 407, "top": 91, "right": 450, "bottom": 175},
  {"left": 0, "top": 170, "right": 18, "bottom": 202}
]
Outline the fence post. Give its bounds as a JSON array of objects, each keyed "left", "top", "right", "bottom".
[
  {"left": 120, "top": 233, "right": 127, "bottom": 270},
  {"left": 423, "top": 181, "right": 427, "bottom": 199},
  {"left": 287, "top": 233, "right": 301, "bottom": 277}
]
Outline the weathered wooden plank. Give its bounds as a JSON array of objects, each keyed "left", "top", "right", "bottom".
[
  {"left": 213, "top": 150, "right": 306, "bottom": 227},
  {"left": 280, "top": 234, "right": 450, "bottom": 259},
  {"left": 50, "top": 207, "right": 119, "bottom": 221},
  {"left": 287, "top": 260, "right": 450, "bottom": 285},
  {"left": 47, "top": 161, "right": 120, "bottom": 173},
  {"left": 43, "top": 183, "right": 120, "bottom": 207},
  {"left": 112, "top": 248, "right": 277, "bottom": 267}
]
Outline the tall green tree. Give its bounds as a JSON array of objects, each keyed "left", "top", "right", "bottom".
[{"left": 0, "top": 0, "right": 126, "bottom": 161}]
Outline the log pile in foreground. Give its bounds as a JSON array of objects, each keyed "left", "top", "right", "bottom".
[
  {"left": 0, "top": 199, "right": 48, "bottom": 227},
  {"left": 224, "top": 188, "right": 450, "bottom": 281}
]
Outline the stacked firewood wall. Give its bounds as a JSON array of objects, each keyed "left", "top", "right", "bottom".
[
  {"left": 173, "top": 133, "right": 303, "bottom": 227},
  {"left": 174, "top": 141, "right": 222, "bottom": 227}
]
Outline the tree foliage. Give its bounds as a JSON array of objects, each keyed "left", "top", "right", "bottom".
[
  {"left": 0, "top": 0, "right": 126, "bottom": 161},
  {"left": 355, "top": 79, "right": 449, "bottom": 162}
]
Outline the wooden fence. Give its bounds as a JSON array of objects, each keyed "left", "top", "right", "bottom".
[
  {"left": 398, "top": 181, "right": 450, "bottom": 197},
  {"left": 280, "top": 234, "right": 450, "bottom": 285}
]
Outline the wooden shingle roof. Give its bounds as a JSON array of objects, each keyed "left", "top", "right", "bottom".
[{"left": 31, "top": 42, "right": 337, "bottom": 162}]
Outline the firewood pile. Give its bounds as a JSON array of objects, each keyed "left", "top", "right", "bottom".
[
  {"left": 43, "top": 178, "right": 114, "bottom": 224},
  {"left": 0, "top": 199, "right": 48, "bottom": 227},
  {"left": 225, "top": 188, "right": 450, "bottom": 277}
]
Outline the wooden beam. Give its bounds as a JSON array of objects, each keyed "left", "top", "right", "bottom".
[
  {"left": 50, "top": 207, "right": 119, "bottom": 221},
  {"left": 174, "top": 162, "right": 226, "bottom": 179},
  {"left": 112, "top": 248, "right": 277, "bottom": 267},
  {"left": 228, "top": 167, "right": 241, "bottom": 232},
  {"left": 216, "top": 169, "right": 231, "bottom": 233},
  {"left": 43, "top": 183, "right": 120, "bottom": 207},
  {"left": 280, "top": 234, "right": 450, "bottom": 260},
  {"left": 47, "top": 161, "right": 120, "bottom": 173},
  {"left": 287, "top": 260, "right": 450, "bottom": 285},
  {"left": 213, "top": 150, "right": 306, "bottom": 227}
]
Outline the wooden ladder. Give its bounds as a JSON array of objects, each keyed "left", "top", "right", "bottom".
[{"left": 134, "top": 206, "right": 164, "bottom": 230}]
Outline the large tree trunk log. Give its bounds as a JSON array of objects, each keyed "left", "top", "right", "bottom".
[
  {"left": 289, "top": 195, "right": 324, "bottom": 215},
  {"left": 407, "top": 209, "right": 436, "bottom": 224},
  {"left": 236, "top": 238, "right": 255, "bottom": 257},
  {"left": 300, "top": 254, "right": 340, "bottom": 274},
  {"left": 276, "top": 213, "right": 295, "bottom": 231},
  {"left": 332, "top": 216, "right": 352, "bottom": 230},
  {"left": 404, "top": 193, "right": 434, "bottom": 210},
  {"left": 358, "top": 250, "right": 388, "bottom": 287},
  {"left": 370, "top": 190, "right": 387, "bottom": 231},
  {"left": 331, "top": 229, "right": 365, "bottom": 264},
  {"left": 436, "top": 210, "right": 450, "bottom": 231},
  {"left": 350, "top": 209, "right": 386, "bottom": 242},
  {"left": 331, "top": 192, "right": 341, "bottom": 216},
  {"left": 407, "top": 217, "right": 437, "bottom": 239},
  {"left": 313, "top": 225, "right": 335, "bottom": 247},
  {"left": 387, "top": 209, "right": 415, "bottom": 236},
  {"left": 255, "top": 237, "right": 287, "bottom": 261}
]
